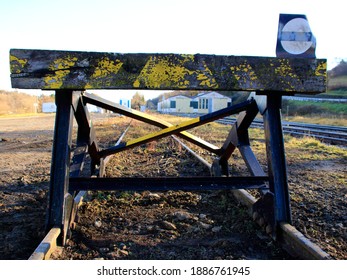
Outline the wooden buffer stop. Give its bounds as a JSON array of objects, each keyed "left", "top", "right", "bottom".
[{"left": 10, "top": 30, "right": 327, "bottom": 246}]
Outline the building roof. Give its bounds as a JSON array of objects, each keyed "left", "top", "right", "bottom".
[
  {"left": 193, "top": 91, "right": 231, "bottom": 100},
  {"left": 163, "top": 95, "right": 190, "bottom": 101},
  {"left": 159, "top": 92, "right": 231, "bottom": 104}
]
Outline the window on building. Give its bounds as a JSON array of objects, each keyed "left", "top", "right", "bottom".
[
  {"left": 199, "top": 98, "right": 209, "bottom": 109},
  {"left": 190, "top": 101, "right": 198, "bottom": 109},
  {"left": 170, "top": 100, "right": 176, "bottom": 108}
]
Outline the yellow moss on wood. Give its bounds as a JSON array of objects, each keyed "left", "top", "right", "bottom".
[
  {"left": 91, "top": 57, "right": 123, "bottom": 79},
  {"left": 44, "top": 70, "right": 70, "bottom": 88},
  {"left": 10, "top": 55, "right": 28, "bottom": 74},
  {"left": 133, "top": 55, "right": 218, "bottom": 89},
  {"left": 9, "top": 49, "right": 327, "bottom": 93},
  {"left": 230, "top": 63, "right": 260, "bottom": 90},
  {"left": 196, "top": 60, "right": 218, "bottom": 88},
  {"left": 133, "top": 55, "right": 193, "bottom": 89},
  {"left": 49, "top": 56, "right": 78, "bottom": 71},
  {"left": 315, "top": 61, "right": 327, "bottom": 77},
  {"left": 43, "top": 56, "right": 78, "bottom": 88}
]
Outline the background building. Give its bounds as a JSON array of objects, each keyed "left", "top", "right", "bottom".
[{"left": 157, "top": 92, "right": 232, "bottom": 114}]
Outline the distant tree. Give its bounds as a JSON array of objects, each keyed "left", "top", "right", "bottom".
[
  {"left": 131, "top": 92, "right": 145, "bottom": 110},
  {"left": 0, "top": 90, "right": 37, "bottom": 115},
  {"left": 146, "top": 99, "right": 156, "bottom": 110},
  {"left": 329, "top": 60, "right": 347, "bottom": 77}
]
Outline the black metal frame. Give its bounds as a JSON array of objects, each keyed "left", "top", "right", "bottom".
[{"left": 46, "top": 89, "right": 292, "bottom": 244}]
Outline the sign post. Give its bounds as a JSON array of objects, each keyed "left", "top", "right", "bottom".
[{"left": 276, "top": 14, "right": 316, "bottom": 58}]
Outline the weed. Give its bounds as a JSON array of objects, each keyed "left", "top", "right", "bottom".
[
  {"left": 95, "top": 191, "right": 112, "bottom": 201},
  {"left": 118, "top": 191, "right": 134, "bottom": 200}
]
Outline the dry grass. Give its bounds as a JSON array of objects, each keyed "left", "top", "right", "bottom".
[{"left": 285, "top": 115, "right": 347, "bottom": 127}]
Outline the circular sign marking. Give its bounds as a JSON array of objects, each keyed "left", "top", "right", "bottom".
[{"left": 281, "top": 18, "right": 313, "bottom": 55}]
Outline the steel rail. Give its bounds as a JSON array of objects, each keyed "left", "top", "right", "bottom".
[
  {"left": 29, "top": 189, "right": 87, "bottom": 260},
  {"left": 220, "top": 116, "right": 347, "bottom": 133},
  {"left": 217, "top": 117, "right": 347, "bottom": 145},
  {"left": 27, "top": 119, "right": 135, "bottom": 260}
]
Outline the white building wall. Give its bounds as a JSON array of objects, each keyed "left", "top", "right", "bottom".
[
  {"left": 158, "top": 92, "right": 231, "bottom": 114},
  {"left": 212, "top": 98, "right": 230, "bottom": 111}
]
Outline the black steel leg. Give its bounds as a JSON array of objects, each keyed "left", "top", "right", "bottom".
[
  {"left": 46, "top": 90, "right": 74, "bottom": 245},
  {"left": 262, "top": 94, "right": 292, "bottom": 226}
]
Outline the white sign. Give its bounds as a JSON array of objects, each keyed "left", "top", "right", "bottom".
[
  {"left": 281, "top": 18, "right": 313, "bottom": 55},
  {"left": 276, "top": 14, "right": 316, "bottom": 58}
]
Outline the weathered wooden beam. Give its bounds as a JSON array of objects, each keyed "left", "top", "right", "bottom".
[
  {"left": 29, "top": 227, "right": 61, "bottom": 260},
  {"left": 278, "top": 222, "right": 331, "bottom": 259},
  {"left": 10, "top": 49, "right": 326, "bottom": 93}
]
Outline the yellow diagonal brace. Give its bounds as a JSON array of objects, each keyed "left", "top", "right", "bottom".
[
  {"left": 127, "top": 118, "right": 199, "bottom": 146},
  {"left": 99, "top": 99, "right": 254, "bottom": 158},
  {"left": 83, "top": 92, "right": 220, "bottom": 154},
  {"left": 99, "top": 119, "right": 199, "bottom": 158}
]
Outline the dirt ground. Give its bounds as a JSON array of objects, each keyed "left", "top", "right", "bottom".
[
  {"left": 0, "top": 113, "right": 346, "bottom": 260},
  {"left": 0, "top": 114, "right": 54, "bottom": 259}
]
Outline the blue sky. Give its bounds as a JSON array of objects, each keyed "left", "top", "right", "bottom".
[{"left": 1, "top": 0, "right": 345, "bottom": 100}]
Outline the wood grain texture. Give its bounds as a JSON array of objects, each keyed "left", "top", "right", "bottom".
[{"left": 10, "top": 49, "right": 326, "bottom": 93}]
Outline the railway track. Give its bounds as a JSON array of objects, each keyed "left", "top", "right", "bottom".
[
  {"left": 166, "top": 113, "right": 347, "bottom": 146},
  {"left": 217, "top": 117, "right": 347, "bottom": 146},
  {"left": 30, "top": 120, "right": 331, "bottom": 260},
  {"left": 170, "top": 135, "right": 330, "bottom": 260}
]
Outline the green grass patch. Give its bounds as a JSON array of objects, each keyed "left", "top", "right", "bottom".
[{"left": 283, "top": 100, "right": 347, "bottom": 117}]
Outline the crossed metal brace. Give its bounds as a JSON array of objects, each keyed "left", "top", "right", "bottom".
[{"left": 46, "top": 90, "right": 291, "bottom": 245}]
